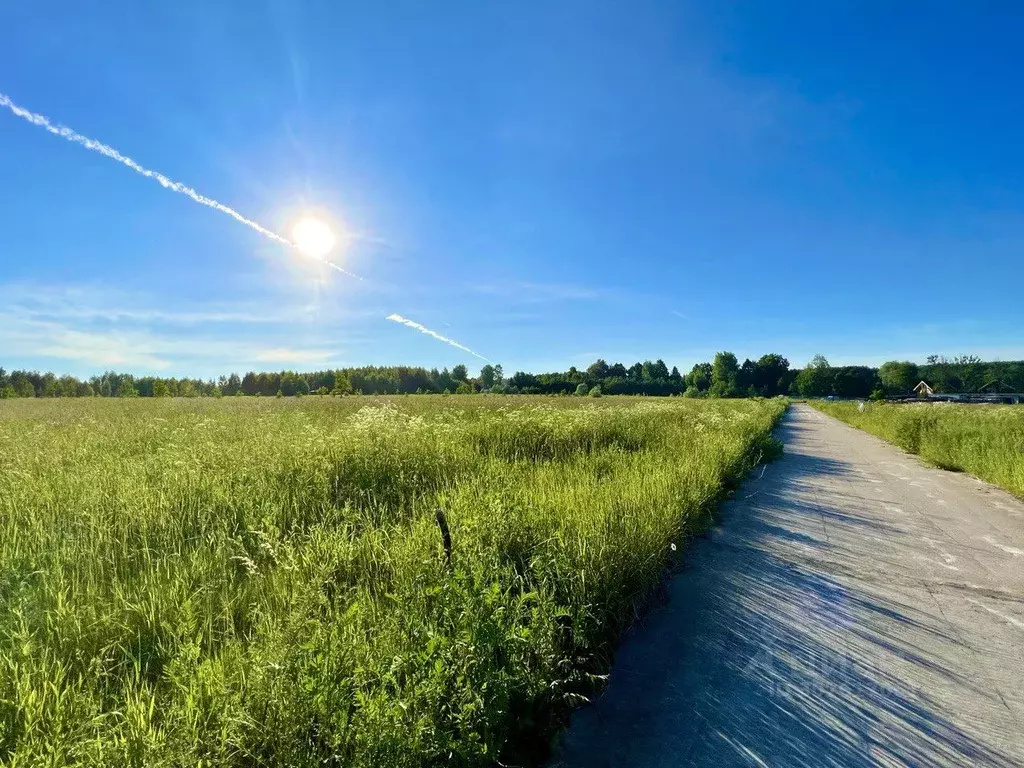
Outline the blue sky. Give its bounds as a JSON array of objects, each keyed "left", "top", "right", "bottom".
[{"left": 1, "top": 1, "right": 1022, "bottom": 379}]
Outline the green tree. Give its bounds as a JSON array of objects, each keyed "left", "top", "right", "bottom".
[
  {"left": 831, "top": 366, "right": 879, "bottom": 398},
  {"left": 479, "top": 364, "right": 497, "bottom": 389},
  {"left": 639, "top": 360, "right": 670, "bottom": 381},
  {"left": 455, "top": 380, "right": 475, "bottom": 394},
  {"left": 437, "top": 368, "right": 455, "bottom": 392},
  {"left": 10, "top": 373, "right": 35, "bottom": 398},
  {"left": 751, "top": 354, "right": 790, "bottom": 396},
  {"left": 1003, "top": 363, "right": 1024, "bottom": 393},
  {"left": 738, "top": 359, "right": 757, "bottom": 394},
  {"left": 878, "top": 361, "right": 919, "bottom": 395},
  {"left": 586, "top": 359, "right": 610, "bottom": 381},
  {"left": 795, "top": 355, "right": 834, "bottom": 397},
  {"left": 241, "top": 372, "right": 258, "bottom": 396},
  {"left": 685, "top": 363, "right": 712, "bottom": 392},
  {"left": 332, "top": 374, "right": 353, "bottom": 395},
  {"left": 588, "top": 384, "right": 602, "bottom": 397},
  {"left": 710, "top": 351, "right": 740, "bottom": 397},
  {"left": 452, "top": 364, "right": 469, "bottom": 382},
  {"left": 153, "top": 380, "right": 170, "bottom": 398},
  {"left": 954, "top": 355, "right": 985, "bottom": 392},
  {"left": 575, "top": 383, "right": 589, "bottom": 396},
  {"left": 223, "top": 373, "right": 242, "bottom": 396}
]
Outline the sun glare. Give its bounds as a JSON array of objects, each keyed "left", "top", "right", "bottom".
[{"left": 292, "top": 216, "right": 337, "bottom": 259}]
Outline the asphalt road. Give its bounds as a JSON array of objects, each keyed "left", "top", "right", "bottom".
[{"left": 553, "top": 403, "right": 1024, "bottom": 767}]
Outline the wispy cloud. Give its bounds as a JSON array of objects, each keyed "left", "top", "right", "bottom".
[
  {"left": 0, "top": 283, "right": 375, "bottom": 326},
  {"left": 0, "top": 91, "right": 363, "bottom": 279},
  {"left": 385, "top": 313, "right": 493, "bottom": 363},
  {"left": 0, "top": 283, "right": 354, "bottom": 374},
  {"left": 0, "top": 312, "right": 345, "bottom": 372},
  {"left": 0, "top": 92, "right": 290, "bottom": 239},
  {"left": 2, "top": 315, "right": 173, "bottom": 370},
  {"left": 6, "top": 295, "right": 280, "bottom": 326}
]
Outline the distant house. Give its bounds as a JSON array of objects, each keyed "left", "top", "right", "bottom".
[
  {"left": 966, "top": 380, "right": 1022, "bottom": 404},
  {"left": 979, "top": 379, "right": 1013, "bottom": 394},
  {"left": 913, "top": 381, "right": 935, "bottom": 398}
]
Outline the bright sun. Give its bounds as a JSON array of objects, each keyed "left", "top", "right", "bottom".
[{"left": 292, "top": 216, "right": 336, "bottom": 259}]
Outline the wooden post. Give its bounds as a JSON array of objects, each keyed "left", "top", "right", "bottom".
[{"left": 434, "top": 508, "right": 452, "bottom": 567}]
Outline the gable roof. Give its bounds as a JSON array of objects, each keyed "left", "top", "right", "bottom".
[{"left": 979, "top": 379, "right": 1012, "bottom": 393}]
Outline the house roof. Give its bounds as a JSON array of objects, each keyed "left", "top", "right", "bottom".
[{"left": 979, "top": 379, "right": 1012, "bottom": 393}]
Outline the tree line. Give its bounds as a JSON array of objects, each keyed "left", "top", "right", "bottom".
[
  {"left": 1, "top": 354, "right": 1021, "bottom": 400},
  {"left": 0, "top": 364, "right": 492, "bottom": 399}
]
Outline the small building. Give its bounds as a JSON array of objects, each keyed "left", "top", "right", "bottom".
[
  {"left": 913, "top": 381, "right": 935, "bottom": 398},
  {"left": 980, "top": 379, "right": 1012, "bottom": 394},
  {"left": 977, "top": 380, "right": 1023, "bottom": 404}
]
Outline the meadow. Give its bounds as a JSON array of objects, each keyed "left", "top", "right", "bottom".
[
  {"left": 0, "top": 395, "right": 785, "bottom": 767},
  {"left": 811, "top": 400, "right": 1024, "bottom": 498}
]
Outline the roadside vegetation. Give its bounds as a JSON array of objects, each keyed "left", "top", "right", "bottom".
[
  {"left": 0, "top": 395, "right": 785, "bottom": 766},
  {"left": 811, "top": 400, "right": 1024, "bottom": 498}
]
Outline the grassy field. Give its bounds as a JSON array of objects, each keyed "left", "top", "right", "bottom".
[
  {"left": 0, "top": 395, "right": 784, "bottom": 767},
  {"left": 810, "top": 400, "right": 1024, "bottom": 498}
]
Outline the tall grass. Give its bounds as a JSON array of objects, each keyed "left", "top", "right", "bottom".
[
  {"left": 811, "top": 400, "right": 1024, "bottom": 497},
  {"left": 0, "top": 395, "right": 785, "bottom": 766}
]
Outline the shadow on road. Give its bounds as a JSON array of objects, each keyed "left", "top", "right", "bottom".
[{"left": 552, "top": 410, "right": 1020, "bottom": 768}]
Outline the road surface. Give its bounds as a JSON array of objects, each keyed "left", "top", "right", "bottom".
[{"left": 554, "top": 403, "right": 1024, "bottom": 767}]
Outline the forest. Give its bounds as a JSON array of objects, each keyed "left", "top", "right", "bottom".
[{"left": 1, "top": 354, "right": 1021, "bottom": 400}]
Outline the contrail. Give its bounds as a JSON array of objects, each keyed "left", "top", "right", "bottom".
[
  {"left": 386, "top": 314, "right": 494, "bottom": 363},
  {"left": 0, "top": 92, "right": 361, "bottom": 279}
]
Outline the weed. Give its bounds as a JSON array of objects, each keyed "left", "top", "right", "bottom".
[
  {"left": 810, "top": 400, "right": 1024, "bottom": 498},
  {"left": 0, "top": 395, "right": 785, "bottom": 766}
]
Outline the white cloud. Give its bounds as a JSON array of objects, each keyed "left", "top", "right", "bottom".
[
  {"left": 385, "top": 313, "right": 494, "bottom": 363},
  {"left": 0, "top": 283, "right": 295, "bottom": 325},
  {"left": 1, "top": 315, "right": 174, "bottom": 369},
  {"left": 0, "top": 283, "right": 357, "bottom": 375}
]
